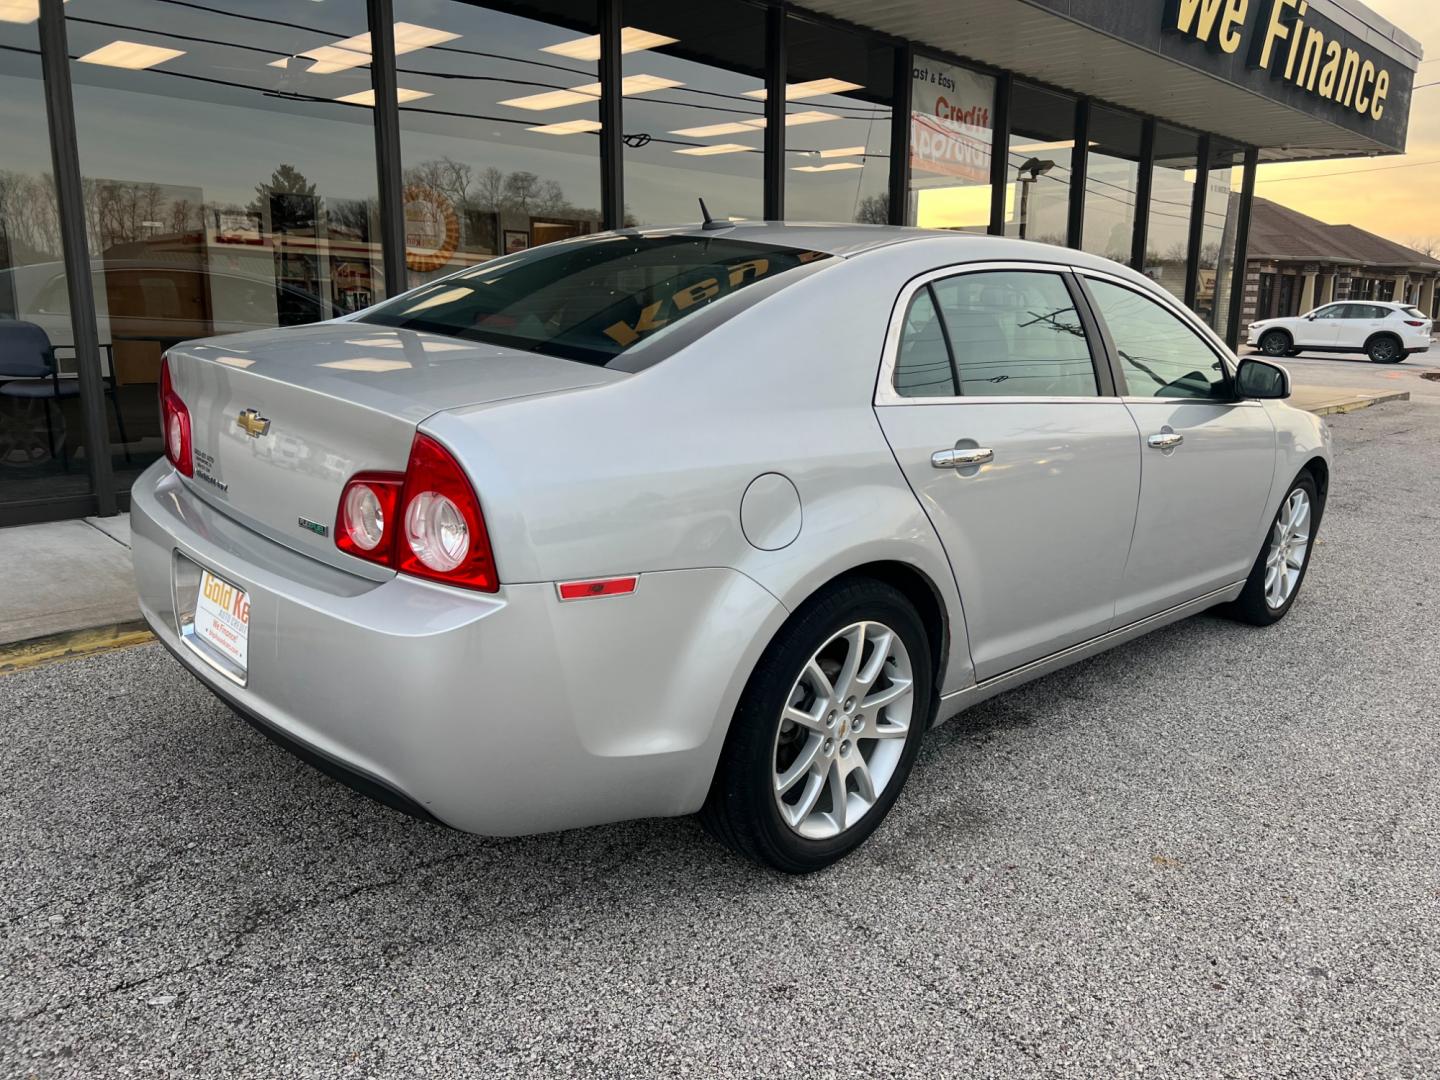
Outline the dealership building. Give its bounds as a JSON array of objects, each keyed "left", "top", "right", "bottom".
[{"left": 0, "top": 0, "right": 1424, "bottom": 524}]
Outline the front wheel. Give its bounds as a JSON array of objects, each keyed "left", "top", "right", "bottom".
[
  {"left": 700, "top": 578, "right": 932, "bottom": 873},
  {"left": 1222, "top": 473, "right": 1319, "bottom": 626},
  {"left": 1259, "top": 330, "right": 1292, "bottom": 358}
]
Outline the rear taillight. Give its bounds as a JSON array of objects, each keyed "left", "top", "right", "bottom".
[
  {"left": 1404, "top": 319, "right": 1426, "bottom": 327},
  {"left": 334, "top": 434, "right": 498, "bottom": 592},
  {"left": 158, "top": 355, "right": 193, "bottom": 477}
]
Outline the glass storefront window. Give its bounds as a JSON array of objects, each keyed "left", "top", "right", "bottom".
[
  {"left": 394, "top": 0, "right": 602, "bottom": 286},
  {"left": 1082, "top": 106, "right": 1143, "bottom": 265},
  {"left": 65, "top": 0, "right": 387, "bottom": 491},
  {"left": 1143, "top": 125, "right": 1199, "bottom": 302},
  {"left": 1004, "top": 83, "right": 1074, "bottom": 246},
  {"left": 784, "top": 15, "right": 892, "bottom": 225},
  {"left": 620, "top": 0, "right": 766, "bottom": 226},
  {"left": 908, "top": 56, "right": 994, "bottom": 233},
  {"left": 1198, "top": 141, "right": 1245, "bottom": 334},
  {"left": 0, "top": 13, "right": 91, "bottom": 508}
]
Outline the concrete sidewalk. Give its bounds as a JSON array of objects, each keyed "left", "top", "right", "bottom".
[
  {"left": 0, "top": 383, "right": 1411, "bottom": 661},
  {"left": 0, "top": 516, "right": 142, "bottom": 653},
  {"left": 1288, "top": 384, "right": 1411, "bottom": 416}
]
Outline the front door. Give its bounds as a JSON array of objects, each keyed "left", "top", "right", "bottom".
[
  {"left": 1081, "top": 276, "right": 1277, "bottom": 624},
  {"left": 1299, "top": 302, "right": 1346, "bottom": 347},
  {"left": 876, "top": 267, "right": 1142, "bottom": 681}
]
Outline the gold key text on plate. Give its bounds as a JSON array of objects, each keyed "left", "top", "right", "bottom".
[{"left": 236, "top": 409, "right": 271, "bottom": 438}]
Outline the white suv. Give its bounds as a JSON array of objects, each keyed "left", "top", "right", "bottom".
[{"left": 1247, "top": 301, "right": 1434, "bottom": 364}]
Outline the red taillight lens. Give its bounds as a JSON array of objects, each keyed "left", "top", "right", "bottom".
[
  {"left": 335, "top": 474, "right": 403, "bottom": 562},
  {"left": 334, "top": 434, "right": 497, "bottom": 592},
  {"left": 158, "top": 355, "right": 193, "bottom": 477},
  {"left": 1404, "top": 319, "right": 1426, "bottom": 327}
]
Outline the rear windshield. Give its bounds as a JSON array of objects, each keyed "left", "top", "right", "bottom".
[
  {"left": 360, "top": 234, "right": 832, "bottom": 366},
  {"left": 1404, "top": 306, "right": 1429, "bottom": 320}
]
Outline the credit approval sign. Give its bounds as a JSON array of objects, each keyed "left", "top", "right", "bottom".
[{"left": 910, "top": 60, "right": 995, "bottom": 185}]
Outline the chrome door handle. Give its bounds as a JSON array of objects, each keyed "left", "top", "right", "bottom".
[
  {"left": 1147, "top": 432, "right": 1184, "bottom": 450},
  {"left": 932, "top": 447, "right": 994, "bottom": 469}
]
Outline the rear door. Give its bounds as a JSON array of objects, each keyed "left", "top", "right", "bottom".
[
  {"left": 1078, "top": 272, "right": 1276, "bottom": 624},
  {"left": 874, "top": 263, "right": 1142, "bottom": 681}
]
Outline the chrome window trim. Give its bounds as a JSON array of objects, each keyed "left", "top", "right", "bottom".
[{"left": 874, "top": 260, "right": 1112, "bottom": 407}]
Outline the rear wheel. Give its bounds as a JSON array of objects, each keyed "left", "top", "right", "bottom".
[
  {"left": 1259, "top": 330, "right": 1292, "bottom": 358},
  {"left": 1367, "top": 335, "right": 1403, "bottom": 363},
  {"left": 701, "top": 578, "right": 932, "bottom": 873},
  {"left": 1222, "top": 473, "right": 1318, "bottom": 626}
]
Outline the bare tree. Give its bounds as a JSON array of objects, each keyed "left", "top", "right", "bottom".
[{"left": 1408, "top": 236, "right": 1440, "bottom": 259}]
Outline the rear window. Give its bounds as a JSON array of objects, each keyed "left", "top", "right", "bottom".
[
  {"left": 360, "top": 234, "right": 832, "bottom": 366},
  {"left": 1404, "top": 306, "right": 1429, "bottom": 320}
]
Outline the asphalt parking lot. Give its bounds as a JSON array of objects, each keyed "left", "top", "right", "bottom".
[{"left": 4, "top": 391, "right": 1440, "bottom": 1078}]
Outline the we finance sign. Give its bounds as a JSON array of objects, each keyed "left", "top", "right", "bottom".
[
  {"left": 910, "top": 60, "right": 995, "bottom": 183},
  {"left": 1167, "top": 0, "right": 1394, "bottom": 121}
]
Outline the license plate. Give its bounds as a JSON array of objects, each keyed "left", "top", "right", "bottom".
[{"left": 192, "top": 569, "right": 251, "bottom": 676}]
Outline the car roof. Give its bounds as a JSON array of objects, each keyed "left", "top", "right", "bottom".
[{"left": 606, "top": 220, "right": 1156, "bottom": 271}]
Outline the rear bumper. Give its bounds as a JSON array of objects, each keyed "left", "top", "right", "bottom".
[{"left": 130, "top": 462, "right": 786, "bottom": 835}]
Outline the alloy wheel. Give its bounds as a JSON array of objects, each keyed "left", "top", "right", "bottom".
[
  {"left": 1265, "top": 488, "right": 1311, "bottom": 609},
  {"left": 772, "top": 620, "right": 915, "bottom": 840}
]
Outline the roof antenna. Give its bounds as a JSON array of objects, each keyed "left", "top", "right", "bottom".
[{"left": 699, "top": 197, "right": 729, "bottom": 230}]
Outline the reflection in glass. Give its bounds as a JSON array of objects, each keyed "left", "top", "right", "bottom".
[
  {"left": 1144, "top": 125, "right": 1199, "bottom": 302},
  {"left": 1004, "top": 83, "right": 1074, "bottom": 246},
  {"left": 1081, "top": 106, "right": 1143, "bottom": 264},
  {"left": 0, "top": 14, "right": 93, "bottom": 505},
  {"left": 784, "top": 15, "right": 892, "bottom": 225},
  {"left": 1198, "top": 141, "right": 1245, "bottom": 334},
  {"left": 65, "top": 0, "right": 388, "bottom": 491},
  {"left": 395, "top": 0, "right": 603, "bottom": 287},
  {"left": 908, "top": 57, "right": 994, "bottom": 232},
  {"left": 620, "top": 0, "right": 766, "bottom": 226}
]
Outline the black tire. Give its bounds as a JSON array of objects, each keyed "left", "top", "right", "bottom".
[
  {"left": 1367, "top": 335, "right": 1403, "bottom": 363},
  {"left": 1221, "top": 472, "right": 1320, "bottom": 627},
  {"left": 1259, "top": 330, "right": 1292, "bottom": 358},
  {"left": 700, "top": 578, "right": 933, "bottom": 873}
]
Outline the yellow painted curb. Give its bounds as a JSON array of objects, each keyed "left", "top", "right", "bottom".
[{"left": 0, "top": 622, "right": 155, "bottom": 676}]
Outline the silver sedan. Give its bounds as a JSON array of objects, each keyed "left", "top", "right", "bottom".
[{"left": 131, "top": 224, "right": 1330, "bottom": 872}]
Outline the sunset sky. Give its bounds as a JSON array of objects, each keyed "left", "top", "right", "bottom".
[{"left": 1254, "top": 1, "right": 1439, "bottom": 251}]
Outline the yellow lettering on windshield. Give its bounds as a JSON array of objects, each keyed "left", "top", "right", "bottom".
[
  {"left": 603, "top": 299, "right": 670, "bottom": 347},
  {"left": 673, "top": 278, "right": 720, "bottom": 311}
]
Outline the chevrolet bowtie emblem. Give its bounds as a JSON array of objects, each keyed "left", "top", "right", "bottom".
[{"left": 236, "top": 409, "right": 271, "bottom": 438}]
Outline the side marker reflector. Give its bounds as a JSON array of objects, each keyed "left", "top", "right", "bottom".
[{"left": 557, "top": 576, "right": 639, "bottom": 601}]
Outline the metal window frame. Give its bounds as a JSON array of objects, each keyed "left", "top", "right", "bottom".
[
  {"left": 37, "top": 0, "right": 113, "bottom": 516},
  {"left": 1131, "top": 119, "right": 1156, "bottom": 271},
  {"left": 1184, "top": 133, "right": 1212, "bottom": 309},
  {"left": 888, "top": 41, "right": 913, "bottom": 226},
  {"left": 368, "top": 0, "right": 407, "bottom": 297},
  {"left": 1066, "top": 97, "right": 1090, "bottom": 250},
  {"left": 764, "top": 2, "right": 787, "bottom": 220},
  {"left": 988, "top": 71, "right": 1012, "bottom": 236},
  {"left": 1226, "top": 146, "right": 1259, "bottom": 349}
]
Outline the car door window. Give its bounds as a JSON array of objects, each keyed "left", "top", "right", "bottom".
[
  {"left": 893, "top": 287, "right": 957, "bottom": 397},
  {"left": 1314, "top": 304, "right": 1344, "bottom": 320},
  {"left": 919, "top": 270, "right": 1098, "bottom": 397},
  {"left": 1087, "top": 279, "right": 1229, "bottom": 400}
]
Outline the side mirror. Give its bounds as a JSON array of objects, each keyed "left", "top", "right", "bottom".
[
  {"left": 1305, "top": 312, "right": 1318, "bottom": 321},
  {"left": 1235, "top": 357, "right": 1290, "bottom": 400}
]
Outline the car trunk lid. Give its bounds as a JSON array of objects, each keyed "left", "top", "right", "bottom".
[{"left": 165, "top": 322, "right": 623, "bottom": 574}]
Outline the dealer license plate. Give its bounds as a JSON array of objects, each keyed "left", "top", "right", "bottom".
[{"left": 192, "top": 569, "right": 250, "bottom": 676}]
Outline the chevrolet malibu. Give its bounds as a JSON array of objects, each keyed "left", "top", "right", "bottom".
[{"left": 132, "top": 224, "right": 1330, "bottom": 872}]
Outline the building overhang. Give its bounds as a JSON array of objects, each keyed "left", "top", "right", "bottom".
[{"left": 797, "top": 0, "right": 1422, "bottom": 162}]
